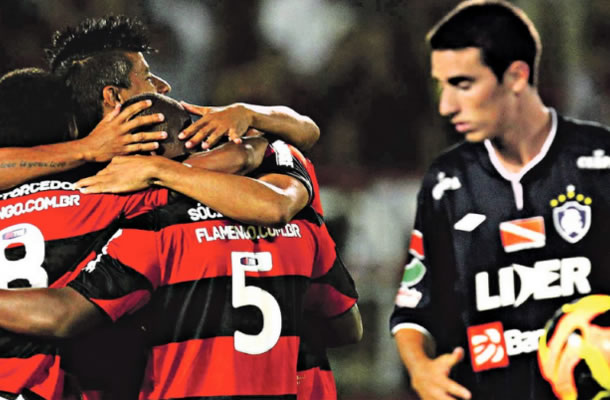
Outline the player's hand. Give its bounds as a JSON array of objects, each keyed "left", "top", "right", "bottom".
[
  {"left": 179, "top": 102, "right": 251, "bottom": 150},
  {"left": 75, "top": 155, "right": 165, "bottom": 194},
  {"left": 410, "top": 348, "right": 472, "bottom": 400},
  {"left": 79, "top": 100, "right": 167, "bottom": 162}
]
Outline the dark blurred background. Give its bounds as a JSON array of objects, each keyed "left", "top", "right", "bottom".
[{"left": 1, "top": 0, "right": 609, "bottom": 398}]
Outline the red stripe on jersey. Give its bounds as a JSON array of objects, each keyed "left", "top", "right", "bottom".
[
  {"left": 408, "top": 230, "right": 424, "bottom": 259},
  {"left": 94, "top": 289, "right": 151, "bottom": 322},
  {"left": 1, "top": 188, "right": 167, "bottom": 241},
  {"left": 0, "top": 354, "right": 63, "bottom": 400},
  {"left": 297, "top": 368, "right": 336, "bottom": 400},
  {"left": 139, "top": 336, "right": 299, "bottom": 399},
  {"left": 303, "top": 283, "right": 357, "bottom": 318}
]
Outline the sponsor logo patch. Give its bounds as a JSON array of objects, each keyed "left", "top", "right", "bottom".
[
  {"left": 577, "top": 149, "right": 610, "bottom": 169},
  {"left": 467, "top": 323, "right": 544, "bottom": 372},
  {"left": 454, "top": 213, "right": 486, "bottom": 232},
  {"left": 432, "top": 172, "right": 461, "bottom": 200},
  {"left": 550, "top": 185, "right": 591, "bottom": 244},
  {"left": 467, "top": 322, "right": 509, "bottom": 372},
  {"left": 499, "top": 216, "right": 545, "bottom": 253}
]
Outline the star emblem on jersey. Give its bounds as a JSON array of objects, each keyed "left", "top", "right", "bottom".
[
  {"left": 550, "top": 185, "right": 591, "bottom": 244},
  {"left": 467, "top": 321, "right": 509, "bottom": 372},
  {"left": 499, "top": 216, "right": 545, "bottom": 253}
]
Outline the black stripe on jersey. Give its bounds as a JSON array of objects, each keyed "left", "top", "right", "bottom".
[
  {"left": 313, "top": 252, "right": 358, "bottom": 299},
  {"left": 0, "top": 328, "right": 56, "bottom": 357},
  {"left": 178, "top": 396, "right": 296, "bottom": 400},
  {"left": 4, "top": 224, "right": 120, "bottom": 287},
  {"left": 139, "top": 276, "right": 309, "bottom": 346},
  {"left": 297, "top": 340, "right": 331, "bottom": 371},
  {"left": 68, "top": 254, "right": 153, "bottom": 301}
]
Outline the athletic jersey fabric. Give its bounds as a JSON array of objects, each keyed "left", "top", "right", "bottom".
[
  {"left": 0, "top": 164, "right": 168, "bottom": 400},
  {"left": 69, "top": 142, "right": 358, "bottom": 399},
  {"left": 295, "top": 155, "right": 341, "bottom": 400},
  {"left": 390, "top": 110, "right": 610, "bottom": 399}
]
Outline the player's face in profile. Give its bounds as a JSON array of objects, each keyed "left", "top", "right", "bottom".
[
  {"left": 431, "top": 47, "right": 512, "bottom": 143},
  {"left": 119, "top": 52, "right": 171, "bottom": 100}
]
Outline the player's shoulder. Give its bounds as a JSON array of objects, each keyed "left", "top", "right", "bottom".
[
  {"left": 558, "top": 114, "right": 610, "bottom": 147},
  {"left": 420, "top": 141, "right": 479, "bottom": 187}
]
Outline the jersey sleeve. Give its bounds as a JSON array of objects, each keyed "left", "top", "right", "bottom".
[
  {"left": 119, "top": 187, "right": 169, "bottom": 219},
  {"left": 252, "top": 139, "right": 314, "bottom": 204},
  {"left": 389, "top": 169, "right": 457, "bottom": 340},
  {"left": 304, "top": 224, "right": 358, "bottom": 318},
  {"left": 68, "top": 228, "right": 161, "bottom": 322}
]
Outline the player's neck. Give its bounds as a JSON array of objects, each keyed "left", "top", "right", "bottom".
[{"left": 490, "top": 95, "right": 551, "bottom": 173}]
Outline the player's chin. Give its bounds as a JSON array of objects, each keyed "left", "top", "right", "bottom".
[{"left": 463, "top": 130, "right": 486, "bottom": 143}]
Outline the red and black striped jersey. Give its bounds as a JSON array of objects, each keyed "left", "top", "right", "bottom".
[
  {"left": 286, "top": 145, "right": 346, "bottom": 400},
  {"left": 69, "top": 143, "right": 357, "bottom": 400},
  {"left": 0, "top": 164, "right": 168, "bottom": 400}
]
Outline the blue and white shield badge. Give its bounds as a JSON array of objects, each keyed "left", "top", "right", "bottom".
[{"left": 552, "top": 200, "right": 591, "bottom": 244}]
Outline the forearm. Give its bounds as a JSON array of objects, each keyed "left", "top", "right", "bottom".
[
  {"left": 243, "top": 104, "right": 320, "bottom": 150},
  {"left": 152, "top": 158, "right": 303, "bottom": 226},
  {"left": 0, "top": 143, "right": 87, "bottom": 190},
  {"left": 0, "top": 287, "right": 97, "bottom": 338},
  {"left": 394, "top": 327, "right": 436, "bottom": 372},
  {"left": 185, "top": 136, "right": 267, "bottom": 175}
]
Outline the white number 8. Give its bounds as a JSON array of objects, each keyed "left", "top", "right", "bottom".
[
  {"left": 231, "top": 251, "right": 281, "bottom": 355},
  {"left": 0, "top": 223, "right": 48, "bottom": 289}
]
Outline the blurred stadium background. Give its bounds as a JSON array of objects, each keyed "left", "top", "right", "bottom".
[{"left": 1, "top": 0, "right": 609, "bottom": 398}]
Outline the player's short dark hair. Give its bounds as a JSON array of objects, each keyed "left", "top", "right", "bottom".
[
  {"left": 122, "top": 93, "right": 192, "bottom": 159},
  {"left": 45, "top": 16, "right": 155, "bottom": 136},
  {"left": 427, "top": 0, "right": 541, "bottom": 86},
  {"left": 0, "top": 68, "right": 73, "bottom": 147}
]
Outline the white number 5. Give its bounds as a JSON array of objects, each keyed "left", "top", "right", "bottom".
[
  {"left": 0, "top": 223, "right": 48, "bottom": 288},
  {"left": 231, "top": 251, "right": 281, "bottom": 355}
]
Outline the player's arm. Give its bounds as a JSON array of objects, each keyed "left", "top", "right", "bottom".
[
  {"left": 0, "top": 286, "right": 103, "bottom": 339},
  {"left": 0, "top": 100, "right": 166, "bottom": 190},
  {"left": 303, "top": 303, "right": 363, "bottom": 349},
  {"left": 393, "top": 327, "right": 471, "bottom": 400},
  {"left": 179, "top": 102, "right": 320, "bottom": 151},
  {"left": 77, "top": 140, "right": 312, "bottom": 227}
]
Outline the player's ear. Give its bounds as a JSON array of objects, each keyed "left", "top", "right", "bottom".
[
  {"left": 504, "top": 61, "right": 530, "bottom": 93},
  {"left": 102, "top": 85, "right": 123, "bottom": 109}
]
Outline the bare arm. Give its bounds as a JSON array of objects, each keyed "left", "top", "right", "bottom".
[
  {"left": 0, "top": 287, "right": 104, "bottom": 338},
  {"left": 77, "top": 155, "right": 308, "bottom": 227},
  {"left": 0, "top": 100, "right": 167, "bottom": 190},
  {"left": 394, "top": 328, "right": 471, "bottom": 400},
  {"left": 180, "top": 102, "right": 320, "bottom": 151}
]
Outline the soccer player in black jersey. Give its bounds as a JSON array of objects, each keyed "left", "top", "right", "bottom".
[{"left": 390, "top": 1, "right": 610, "bottom": 399}]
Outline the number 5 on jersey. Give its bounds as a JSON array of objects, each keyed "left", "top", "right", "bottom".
[{"left": 231, "top": 251, "right": 281, "bottom": 355}]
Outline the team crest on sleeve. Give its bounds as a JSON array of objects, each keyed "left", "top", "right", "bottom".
[
  {"left": 408, "top": 230, "right": 424, "bottom": 259},
  {"left": 499, "top": 216, "right": 545, "bottom": 253},
  {"left": 394, "top": 258, "right": 426, "bottom": 308},
  {"left": 550, "top": 185, "right": 592, "bottom": 244}
]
